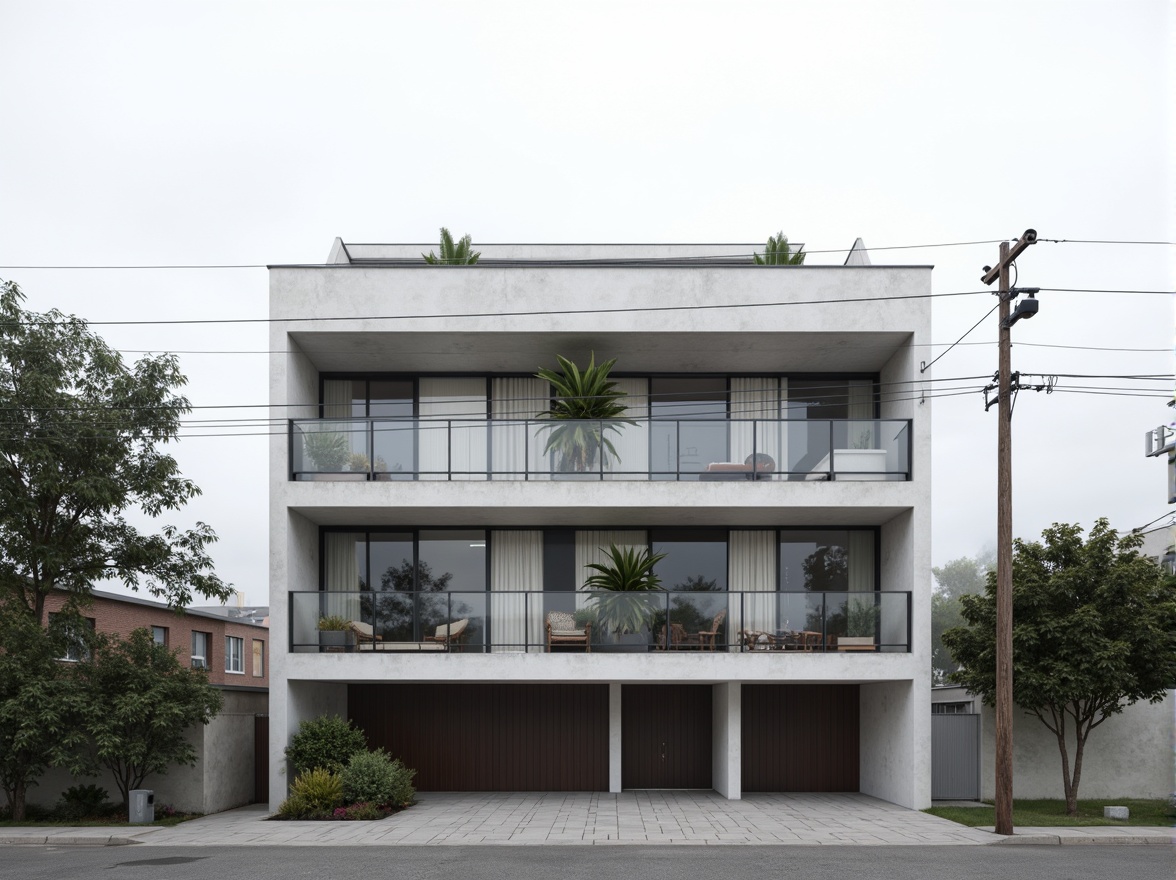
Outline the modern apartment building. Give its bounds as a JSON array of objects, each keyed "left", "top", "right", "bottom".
[{"left": 268, "top": 240, "right": 932, "bottom": 808}]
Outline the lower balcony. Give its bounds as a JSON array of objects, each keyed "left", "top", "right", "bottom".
[{"left": 289, "top": 590, "right": 911, "bottom": 654}]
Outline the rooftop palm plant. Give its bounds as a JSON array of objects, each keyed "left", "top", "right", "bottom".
[
  {"left": 422, "top": 227, "right": 481, "bottom": 265},
  {"left": 536, "top": 353, "right": 632, "bottom": 473},
  {"left": 753, "top": 231, "right": 806, "bottom": 265},
  {"left": 584, "top": 545, "right": 668, "bottom": 638}
]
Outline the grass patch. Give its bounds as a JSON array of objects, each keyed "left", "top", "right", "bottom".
[
  {"left": 926, "top": 798, "right": 1174, "bottom": 827},
  {"left": 0, "top": 812, "right": 200, "bottom": 828}
]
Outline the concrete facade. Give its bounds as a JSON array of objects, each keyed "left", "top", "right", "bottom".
[{"left": 268, "top": 241, "right": 934, "bottom": 808}]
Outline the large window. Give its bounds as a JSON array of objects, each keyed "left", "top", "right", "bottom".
[
  {"left": 778, "top": 530, "right": 875, "bottom": 592},
  {"left": 225, "top": 636, "right": 244, "bottom": 673},
  {"left": 650, "top": 378, "right": 728, "bottom": 479},
  {"left": 50, "top": 614, "right": 94, "bottom": 662},
  {"left": 252, "top": 640, "right": 265, "bottom": 677},
  {"left": 191, "top": 631, "right": 210, "bottom": 669}
]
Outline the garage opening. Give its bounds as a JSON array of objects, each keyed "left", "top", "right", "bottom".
[
  {"left": 622, "top": 684, "right": 713, "bottom": 789},
  {"left": 349, "top": 683, "right": 609, "bottom": 791},
  {"left": 742, "top": 684, "right": 860, "bottom": 792}
]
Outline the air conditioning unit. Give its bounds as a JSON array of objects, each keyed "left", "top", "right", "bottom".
[{"left": 192, "top": 658, "right": 207, "bottom": 669}]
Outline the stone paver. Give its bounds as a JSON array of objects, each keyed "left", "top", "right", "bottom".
[{"left": 1, "top": 793, "right": 1167, "bottom": 847}]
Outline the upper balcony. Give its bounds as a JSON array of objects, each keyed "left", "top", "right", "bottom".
[{"left": 289, "top": 417, "right": 912, "bottom": 482}]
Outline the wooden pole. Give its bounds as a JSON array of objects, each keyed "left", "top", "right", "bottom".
[{"left": 995, "top": 242, "right": 1014, "bottom": 836}]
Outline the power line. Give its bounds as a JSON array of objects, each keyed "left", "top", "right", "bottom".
[{"left": 920, "top": 303, "right": 1000, "bottom": 374}]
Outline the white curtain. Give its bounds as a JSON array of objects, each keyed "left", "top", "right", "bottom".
[
  {"left": 605, "top": 378, "right": 649, "bottom": 480},
  {"left": 730, "top": 378, "right": 781, "bottom": 473},
  {"left": 323, "top": 532, "right": 361, "bottom": 621},
  {"left": 846, "top": 379, "right": 876, "bottom": 450},
  {"left": 847, "top": 530, "right": 878, "bottom": 640},
  {"left": 309, "top": 380, "right": 363, "bottom": 470},
  {"left": 491, "top": 377, "right": 549, "bottom": 480},
  {"left": 419, "top": 377, "right": 487, "bottom": 480},
  {"left": 490, "top": 530, "right": 544, "bottom": 653},
  {"left": 728, "top": 530, "right": 777, "bottom": 647}
]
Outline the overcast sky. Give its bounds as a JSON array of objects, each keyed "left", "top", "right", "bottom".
[{"left": 1, "top": 1, "right": 1172, "bottom": 606}]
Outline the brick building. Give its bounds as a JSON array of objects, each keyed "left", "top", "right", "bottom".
[{"left": 36, "top": 589, "right": 269, "bottom": 814}]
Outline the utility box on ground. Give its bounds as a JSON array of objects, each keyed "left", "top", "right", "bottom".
[{"left": 129, "top": 789, "right": 154, "bottom": 823}]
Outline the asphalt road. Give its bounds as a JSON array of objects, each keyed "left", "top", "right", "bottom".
[{"left": 2, "top": 845, "right": 1173, "bottom": 880}]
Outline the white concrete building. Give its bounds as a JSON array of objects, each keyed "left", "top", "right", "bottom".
[{"left": 268, "top": 241, "right": 933, "bottom": 808}]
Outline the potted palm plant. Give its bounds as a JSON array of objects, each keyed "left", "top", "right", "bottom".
[
  {"left": 536, "top": 353, "right": 633, "bottom": 477},
  {"left": 584, "top": 545, "right": 667, "bottom": 651},
  {"left": 317, "top": 615, "right": 356, "bottom": 653}
]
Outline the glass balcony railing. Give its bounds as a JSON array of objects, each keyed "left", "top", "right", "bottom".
[
  {"left": 289, "top": 418, "right": 911, "bottom": 482},
  {"left": 290, "top": 590, "right": 911, "bottom": 653}
]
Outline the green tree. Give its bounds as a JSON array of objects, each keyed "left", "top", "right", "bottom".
[
  {"left": 943, "top": 520, "right": 1176, "bottom": 815},
  {"left": 422, "top": 227, "right": 481, "bottom": 265},
  {"left": 0, "top": 605, "right": 85, "bottom": 820},
  {"left": 753, "top": 231, "right": 805, "bottom": 265},
  {"left": 931, "top": 553, "right": 993, "bottom": 684},
  {"left": 72, "top": 627, "right": 223, "bottom": 808},
  {"left": 0, "top": 280, "right": 233, "bottom": 624}
]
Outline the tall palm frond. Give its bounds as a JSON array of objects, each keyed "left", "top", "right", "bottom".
[
  {"left": 753, "top": 231, "right": 805, "bottom": 265},
  {"left": 535, "top": 353, "right": 633, "bottom": 472},
  {"left": 423, "top": 227, "right": 481, "bottom": 265}
]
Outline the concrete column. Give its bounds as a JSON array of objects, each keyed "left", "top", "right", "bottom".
[
  {"left": 271, "top": 680, "right": 348, "bottom": 806},
  {"left": 609, "top": 682, "right": 622, "bottom": 793},
  {"left": 860, "top": 679, "right": 928, "bottom": 808},
  {"left": 712, "top": 682, "right": 741, "bottom": 799}
]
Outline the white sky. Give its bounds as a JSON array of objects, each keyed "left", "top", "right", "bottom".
[{"left": 1, "top": 0, "right": 1172, "bottom": 606}]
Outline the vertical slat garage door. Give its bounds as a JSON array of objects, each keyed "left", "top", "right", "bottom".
[
  {"left": 349, "top": 683, "right": 609, "bottom": 791},
  {"left": 742, "top": 684, "right": 860, "bottom": 792}
]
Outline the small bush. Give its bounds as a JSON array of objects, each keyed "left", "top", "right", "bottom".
[
  {"left": 386, "top": 757, "right": 416, "bottom": 807},
  {"left": 290, "top": 768, "right": 344, "bottom": 814},
  {"left": 54, "top": 784, "right": 114, "bottom": 821},
  {"left": 341, "top": 748, "right": 399, "bottom": 806},
  {"left": 285, "top": 714, "right": 366, "bottom": 776},
  {"left": 0, "top": 802, "right": 55, "bottom": 821}
]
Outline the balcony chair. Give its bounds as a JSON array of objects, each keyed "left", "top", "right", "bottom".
[
  {"left": 699, "top": 453, "right": 776, "bottom": 481},
  {"left": 349, "top": 620, "right": 382, "bottom": 649},
  {"left": 694, "top": 610, "right": 727, "bottom": 651},
  {"left": 544, "top": 611, "right": 591, "bottom": 652},
  {"left": 737, "top": 628, "right": 775, "bottom": 651},
  {"left": 424, "top": 618, "right": 470, "bottom": 650},
  {"left": 655, "top": 622, "right": 689, "bottom": 650}
]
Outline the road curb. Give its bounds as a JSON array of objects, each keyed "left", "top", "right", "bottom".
[
  {"left": 987, "top": 832, "right": 1173, "bottom": 846},
  {"left": 0, "top": 835, "right": 142, "bottom": 847}
]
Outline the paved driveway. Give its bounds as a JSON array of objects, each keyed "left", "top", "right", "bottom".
[{"left": 136, "top": 792, "right": 997, "bottom": 846}]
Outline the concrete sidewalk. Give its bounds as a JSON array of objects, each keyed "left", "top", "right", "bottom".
[{"left": 0, "top": 793, "right": 1170, "bottom": 847}]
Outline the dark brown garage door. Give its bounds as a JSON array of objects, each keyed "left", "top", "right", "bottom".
[
  {"left": 622, "top": 684, "right": 712, "bottom": 789},
  {"left": 349, "top": 683, "right": 608, "bottom": 791},
  {"left": 742, "top": 684, "right": 859, "bottom": 792}
]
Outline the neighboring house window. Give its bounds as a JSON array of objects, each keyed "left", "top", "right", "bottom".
[
  {"left": 932, "top": 702, "right": 973, "bottom": 715},
  {"left": 191, "top": 631, "right": 210, "bottom": 669},
  {"left": 225, "top": 636, "right": 244, "bottom": 673},
  {"left": 151, "top": 626, "right": 168, "bottom": 646},
  {"left": 50, "top": 614, "right": 95, "bottom": 662},
  {"left": 252, "top": 639, "right": 265, "bottom": 677}
]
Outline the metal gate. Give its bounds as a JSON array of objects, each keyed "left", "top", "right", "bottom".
[{"left": 931, "top": 713, "right": 980, "bottom": 800}]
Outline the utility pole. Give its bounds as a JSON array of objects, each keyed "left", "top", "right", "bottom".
[{"left": 980, "top": 229, "right": 1037, "bottom": 837}]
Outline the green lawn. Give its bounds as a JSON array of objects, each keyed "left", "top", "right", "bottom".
[
  {"left": 0, "top": 812, "right": 198, "bottom": 828},
  {"left": 926, "top": 798, "right": 1174, "bottom": 827}
]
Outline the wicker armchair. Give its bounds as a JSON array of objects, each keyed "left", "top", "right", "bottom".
[{"left": 545, "top": 611, "right": 591, "bottom": 652}]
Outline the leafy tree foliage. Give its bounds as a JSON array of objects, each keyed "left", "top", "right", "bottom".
[
  {"left": 753, "top": 231, "right": 806, "bottom": 265},
  {"left": 0, "top": 280, "right": 232, "bottom": 623},
  {"left": 422, "top": 227, "right": 481, "bottom": 265},
  {"left": 72, "top": 627, "right": 223, "bottom": 807},
  {"left": 931, "top": 553, "right": 993, "bottom": 684},
  {"left": 0, "top": 606, "right": 85, "bottom": 820},
  {"left": 944, "top": 520, "right": 1176, "bottom": 815}
]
